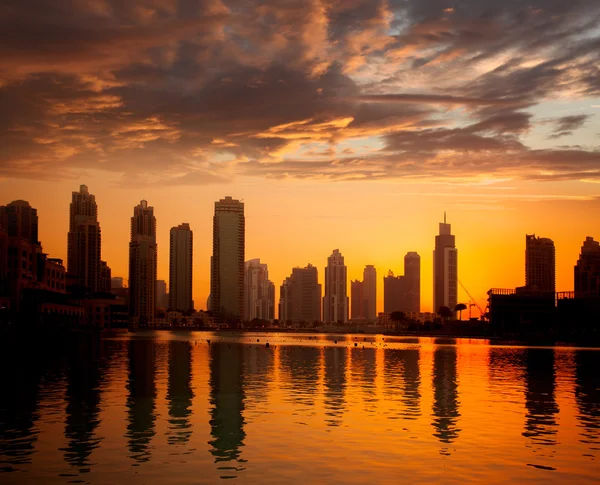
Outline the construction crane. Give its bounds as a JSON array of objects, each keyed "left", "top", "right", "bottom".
[{"left": 458, "top": 279, "right": 488, "bottom": 321}]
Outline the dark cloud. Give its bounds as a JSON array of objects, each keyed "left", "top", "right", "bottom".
[{"left": 0, "top": 0, "right": 599, "bottom": 184}]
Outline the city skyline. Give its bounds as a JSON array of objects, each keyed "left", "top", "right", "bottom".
[{"left": 0, "top": 189, "right": 595, "bottom": 315}]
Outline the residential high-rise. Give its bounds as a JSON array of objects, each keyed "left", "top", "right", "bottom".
[
  {"left": 363, "top": 265, "right": 377, "bottom": 320},
  {"left": 323, "top": 249, "right": 348, "bottom": 323},
  {"left": 405, "top": 252, "right": 421, "bottom": 313},
  {"left": 279, "top": 264, "right": 321, "bottom": 324},
  {"left": 156, "top": 279, "right": 168, "bottom": 309},
  {"left": 350, "top": 280, "right": 364, "bottom": 320},
  {"left": 574, "top": 237, "right": 600, "bottom": 298},
  {"left": 67, "top": 185, "right": 101, "bottom": 293},
  {"left": 384, "top": 270, "right": 406, "bottom": 313},
  {"left": 100, "top": 260, "right": 111, "bottom": 293},
  {"left": 128, "top": 200, "right": 157, "bottom": 324},
  {"left": 169, "top": 223, "right": 193, "bottom": 313},
  {"left": 0, "top": 200, "right": 39, "bottom": 244},
  {"left": 210, "top": 197, "right": 245, "bottom": 321},
  {"left": 526, "top": 234, "right": 555, "bottom": 293},
  {"left": 244, "top": 259, "right": 275, "bottom": 321},
  {"left": 433, "top": 213, "right": 458, "bottom": 312},
  {"left": 111, "top": 277, "right": 124, "bottom": 289}
]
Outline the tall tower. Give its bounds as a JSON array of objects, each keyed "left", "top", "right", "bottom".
[
  {"left": 279, "top": 264, "right": 321, "bottom": 324},
  {"left": 575, "top": 237, "right": 600, "bottom": 298},
  {"left": 350, "top": 279, "right": 364, "bottom": 320},
  {"left": 433, "top": 213, "right": 457, "bottom": 312},
  {"left": 67, "top": 185, "right": 101, "bottom": 292},
  {"left": 363, "top": 265, "right": 377, "bottom": 321},
  {"left": 244, "top": 259, "right": 275, "bottom": 321},
  {"left": 169, "top": 223, "right": 193, "bottom": 313},
  {"left": 129, "top": 200, "right": 157, "bottom": 324},
  {"left": 211, "top": 197, "right": 245, "bottom": 321},
  {"left": 405, "top": 252, "right": 420, "bottom": 314},
  {"left": 526, "top": 234, "right": 555, "bottom": 292},
  {"left": 323, "top": 249, "right": 348, "bottom": 323}
]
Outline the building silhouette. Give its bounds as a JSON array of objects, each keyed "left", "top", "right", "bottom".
[
  {"left": 128, "top": 200, "right": 157, "bottom": 324},
  {"left": 431, "top": 343, "right": 461, "bottom": 451},
  {"left": 243, "top": 259, "right": 275, "bottom": 321},
  {"left": 323, "top": 249, "right": 348, "bottom": 323},
  {"left": 575, "top": 237, "right": 600, "bottom": 297},
  {"left": 169, "top": 223, "right": 193, "bottom": 313},
  {"left": 279, "top": 264, "right": 321, "bottom": 324},
  {"left": 99, "top": 260, "right": 111, "bottom": 293},
  {"left": 210, "top": 197, "right": 245, "bottom": 321},
  {"left": 384, "top": 270, "right": 405, "bottom": 313},
  {"left": 167, "top": 341, "right": 194, "bottom": 445},
  {"left": 67, "top": 185, "right": 102, "bottom": 293},
  {"left": 156, "top": 279, "right": 168, "bottom": 309},
  {"left": 433, "top": 214, "right": 457, "bottom": 312},
  {"left": 405, "top": 252, "right": 420, "bottom": 313},
  {"left": 351, "top": 265, "right": 377, "bottom": 321},
  {"left": 526, "top": 234, "right": 555, "bottom": 292}
]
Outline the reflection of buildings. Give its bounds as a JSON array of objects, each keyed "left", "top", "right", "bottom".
[
  {"left": 279, "top": 346, "right": 320, "bottom": 407},
  {"left": 209, "top": 344, "right": 246, "bottom": 469},
  {"left": 324, "top": 347, "right": 347, "bottom": 426},
  {"left": 431, "top": 345, "right": 461, "bottom": 448},
  {"left": 126, "top": 339, "right": 157, "bottom": 462},
  {"left": 0, "top": 343, "right": 43, "bottom": 469},
  {"left": 522, "top": 349, "right": 558, "bottom": 446},
  {"left": 63, "top": 338, "right": 107, "bottom": 469},
  {"left": 167, "top": 341, "right": 194, "bottom": 445},
  {"left": 400, "top": 349, "right": 421, "bottom": 419},
  {"left": 574, "top": 351, "right": 600, "bottom": 448}
]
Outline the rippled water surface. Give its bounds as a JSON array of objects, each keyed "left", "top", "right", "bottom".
[{"left": 1, "top": 332, "right": 599, "bottom": 484}]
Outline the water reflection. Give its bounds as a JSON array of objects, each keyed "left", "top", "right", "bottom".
[
  {"left": 167, "top": 341, "right": 194, "bottom": 445},
  {"left": 324, "top": 347, "right": 347, "bottom": 427},
  {"left": 61, "top": 338, "right": 108, "bottom": 471},
  {"left": 431, "top": 342, "right": 461, "bottom": 452},
  {"left": 279, "top": 346, "right": 320, "bottom": 408},
  {"left": 126, "top": 339, "right": 157, "bottom": 463},
  {"left": 574, "top": 350, "right": 600, "bottom": 451},
  {"left": 0, "top": 342, "right": 43, "bottom": 472},
  {"left": 522, "top": 349, "right": 559, "bottom": 447},
  {"left": 350, "top": 347, "right": 377, "bottom": 412},
  {"left": 209, "top": 344, "right": 246, "bottom": 478}
]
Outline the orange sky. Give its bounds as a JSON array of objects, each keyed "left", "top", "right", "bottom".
[{"left": 0, "top": 176, "right": 596, "bottom": 314}]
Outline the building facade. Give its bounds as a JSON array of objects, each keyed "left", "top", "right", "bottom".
[
  {"left": 323, "top": 249, "right": 348, "bottom": 323},
  {"left": 404, "top": 252, "right": 420, "bottom": 314},
  {"left": 384, "top": 270, "right": 406, "bottom": 313},
  {"left": 100, "top": 260, "right": 111, "bottom": 293},
  {"left": 350, "top": 279, "right": 364, "bottom": 320},
  {"left": 279, "top": 264, "right": 321, "bottom": 324},
  {"left": 128, "top": 200, "right": 157, "bottom": 324},
  {"left": 156, "top": 279, "right": 168, "bottom": 309},
  {"left": 244, "top": 259, "right": 275, "bottom": 321},
  {"left": 169, "top": 223, "right": 193, "bottom": 313},
  {"left": 363, "top": 265, "right": 377, "bottom": 321},
  {"left": 575, "top": 237, "right": 600, "bottom": 298},
  {"left": 67, "top": 185, "right": 102, "bottom": 293},
  {"left": 210, "top": 197, "right": 245, "bottom": 321},
  {"left": 525, "top": 234, "right": 555, "bottom": 293},
  {"left": 433, "top": 214, "right": 458, "bottom": 312}
]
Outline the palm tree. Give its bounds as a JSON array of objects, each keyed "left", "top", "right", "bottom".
[
  {"left": 454, "top": 303, "right": 468, "bottom": 321},
  {"left": 437, "top": 306, "right": 453, "bottom": 322},
  {"left": 390, "top": 311, "right": 406, "bottom": 332}
]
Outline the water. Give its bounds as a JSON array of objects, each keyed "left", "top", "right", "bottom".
[{"left": 0, "top": 332, "right": 598, "bottom": 484}]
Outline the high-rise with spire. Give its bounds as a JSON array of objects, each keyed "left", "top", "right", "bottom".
[
  {"left": 323, "top": 249, "right": 348, "bottom": 323},
  {"left": 210, "top": 197, "right": 245, "bottom": 321},
  {"left": 67, "top": 185, "right": 102, "bottom": 292},
  {"left": 169, "top": 223, "right": 193, "bottom": 313},
  {"left": 129, "top": 200, "right": 157, "bottom": 324},
  {"left": 433, "top": 213, "right": 457, "bottom": 312}
]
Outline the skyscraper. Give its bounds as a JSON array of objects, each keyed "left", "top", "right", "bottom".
[
  {"left": 405, "top": 252, "right": 421, "bottom": 313},
  {"left": 323, "top": 249, "right": 348, "bottom": 323},
  {"left": 156, "top": 280, "right": 168, "bottom": 309},
  {"left": 128, "top": 200, "right": 157, "bottom": 324},
  {"left": 526, "top": 234, "right": 555, "bottom": 293},
  {"left": 244, "top": 259, "right": 275, "bottom": 321},
  {"left": 384, "top": 270, "right": 406, "bottom": 313},
  {"left": 574, "top": 237, "right": 600, "bottom": 298},
  {"left": 100, "top": 260, "right": 111, "bottom": 293},
  {"left": 67, "top": 185, "right": 101, "bottom": 293},
  {"left": 211, "top": 197, "right": 245, "bottom": 321},
  {"left": 169, "top": 223, "right": 193, "bottom": 313},
  {"left": 363, "top": 265, "right": 377, "bottom": 321},
  {"left": 279, "top": 264, "right": 321, "bottom": 324},
  {"left": 433, "top": 214, "right": 458, "bottom": 312},
  {"left": 0, "top": 199, "right": 39, "bottom": 244},
  {"left": 350, "top": 280, "right": 364, "bottom": 320}
]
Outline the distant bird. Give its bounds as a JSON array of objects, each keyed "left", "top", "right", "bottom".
[{"left": 354, "top": 343, "right": 357, "bottom": 347}]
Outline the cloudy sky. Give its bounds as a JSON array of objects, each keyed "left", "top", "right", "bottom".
[{"left": 1, "top": 0, "right": 599, "bottom": 312}]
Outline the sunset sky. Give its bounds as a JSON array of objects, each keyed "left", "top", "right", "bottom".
[{"left": 1, "top": 0, "right": 599, "bottom": 313}]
